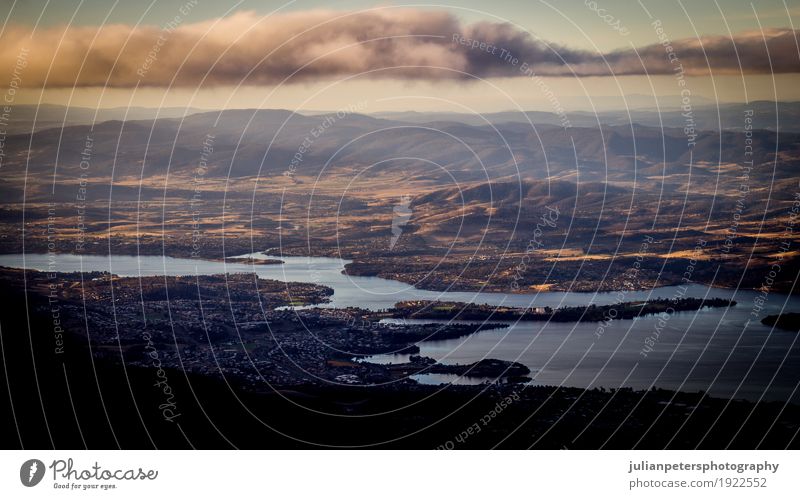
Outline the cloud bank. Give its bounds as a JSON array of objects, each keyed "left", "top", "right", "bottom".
[{"left": 1, "top": 9, "right": 798, "bottom": 88}]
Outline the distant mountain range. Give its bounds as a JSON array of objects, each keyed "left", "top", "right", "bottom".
[
  {"left": 3, "top": 101, "right": 799, "bottom": 136},
  {"left": 3, "top": 106, "right": 798, "bottom": 206},
  {"left": 2, "top": 104, "right": 796, "bottom": 294},
  {"left": 371, "top": 101, "right": 800, "bottom": 132},
  {"left": 0, "top": 104, "right": 208, "bottom": 134}
]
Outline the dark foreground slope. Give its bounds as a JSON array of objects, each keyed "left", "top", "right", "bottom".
[{"left": 1, "top": 276, "right": 798, "bottom": 450}]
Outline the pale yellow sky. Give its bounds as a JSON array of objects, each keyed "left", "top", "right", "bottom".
[
  {"left": 12, "top": 73, "right": 799, "bottom": 113},
  {"left": 4, "top": 2, "right": 799, "bottom": 112}
]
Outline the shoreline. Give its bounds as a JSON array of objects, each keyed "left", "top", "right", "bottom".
[{"left": 0, "top": 248, "right": 796, "bottom": 297}]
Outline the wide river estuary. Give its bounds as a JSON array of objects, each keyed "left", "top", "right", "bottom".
[{"left": 2, "top": 252, "right": 799, "bottom": 402}]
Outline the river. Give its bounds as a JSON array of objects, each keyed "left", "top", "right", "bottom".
[{"left": 2, "top": 251, "right": 799, "bottom": 401}]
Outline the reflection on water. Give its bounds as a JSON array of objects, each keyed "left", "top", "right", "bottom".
[
  {"left": 410, "top": 373, "right": 498, "bottom": 385},
  {"left": 2, "top": 252, "right": 799, "bottom": 401}
]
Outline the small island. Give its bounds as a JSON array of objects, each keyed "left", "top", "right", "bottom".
[
  {"left": 761, "top": 313, "right": 800, "bottom": 332},
  {"left": 225, "top": 256, "right": 284, "bottom": 265}
]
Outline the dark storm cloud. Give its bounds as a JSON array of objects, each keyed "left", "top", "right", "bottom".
[{"left": 1, "top": 9, "right": 797, "bottom": 88}]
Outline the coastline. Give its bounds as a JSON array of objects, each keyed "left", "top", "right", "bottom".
[{"left": 1, "top": 246, "right": 796, "bottom": 297}]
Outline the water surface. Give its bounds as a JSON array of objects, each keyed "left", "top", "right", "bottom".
[{"left": 2, "top": 251, "right": 798, "bottom": 401}]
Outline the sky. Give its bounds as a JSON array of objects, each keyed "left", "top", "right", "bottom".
[{"left": 2, "top": 0, "right": 799, "bottom": 112}]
